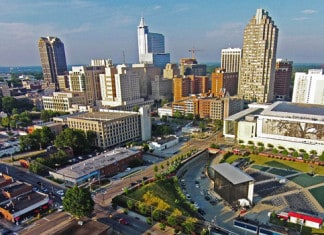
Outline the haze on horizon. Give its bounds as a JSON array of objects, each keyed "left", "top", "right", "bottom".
[{"left": 0, "top": 0, "right": 323, "bottom": 67}]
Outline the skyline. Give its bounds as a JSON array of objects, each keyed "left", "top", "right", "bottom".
[{"left": 0, "top": 0, "right": 324, "bottom": 66}]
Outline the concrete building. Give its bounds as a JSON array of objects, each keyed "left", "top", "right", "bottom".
[
  {"left": 0, "top": 82, "right": 10, "bottom": 97},
  {"left": 163, "top": 63, "right": 180, "bottom": 79},
  {"left": 38, "top": 36, "right": 67, "bottom": 91},
  {"left": 151, "top": 76, "right": 173, "bottom": 101},
  {"left": 221, "top": 48, "right": 241, "bottom": 73},
  {"left": 149, "top": 135, "right": 179, "bottom": 151},
  {"left": 139, "top": 105, "right": 152, "bottom": 141},
  {"left": 100, "top": 64, "right": 144, "bottom": 107},
  {"left": 274, "top": 59, "right": 293, "bottom": 101},
  {"left": 210, "top": 163, "right": 254, "bottom": 205},
  {"left": 238, "top": 9, "right": 278, "bottom": 103},
  {"left": 211, "top": 68, "right": 238, "bottom": 97},
  {"left": 137, "top": 17, "right": 170, "bottom": 68},
  {"left": 292, "top": 69, "right": 324, "bottom": 105},
  {"left": 66, "top": 111, "right": 143, "bottom": 149},
  {"left": 132, "top": 63, "right": 162, "bottom": 99},
  {"left": 42, "top": 91, "right": 86, "bottom": 112},
  {"left": 69, "top": 65, "right": 105, "bottom": 106},
  {"left": 224, "top": 101, "right": 324, "bottom": 153},
  {"left": 49, "top": 148, "right": 142, "bottom": 187},
  {"left": 158, "top": 106, "right": 173, "bottom": 118}
]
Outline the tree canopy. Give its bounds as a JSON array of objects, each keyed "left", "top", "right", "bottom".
[
  {"left": 62, "top": 186, "right": 94, "bottom": 218},
  {"left": 54, "top": 128, "right": 91, "bottom": 155}
]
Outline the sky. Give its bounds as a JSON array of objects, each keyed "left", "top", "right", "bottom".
[{"left": 0, "top": 0, "right": 324, "bottom": 66}]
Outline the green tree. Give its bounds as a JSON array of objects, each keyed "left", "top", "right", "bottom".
[
  {"left": 40, "top": 110, "right": 51, "bottom": 122},
  {"left": 54, "top": 128, "right": 90, "bottom": 154},
  {"left": 63, "top": 186, "right": 94, "bottom": 218},
  {"left": 29, "top": 160, "right": 47, "bottom": 175},
  {"left": 167, "top": 215, "right": 177, "bottom": 227},
  {"left": 2, "top": 96, "right": 16, "bottom": 115},
  {"left": 182, "top": 217, "right": 196, "bottom": 234}
]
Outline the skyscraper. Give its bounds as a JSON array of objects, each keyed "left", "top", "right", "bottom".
[
  {"left": 221, "top": 48, "right": 241, "bottom": 73},
  {"left": 137, "top": 17, "right": 170, "bottom": 68},
  {"left": 38, "top": 36, "right": 67, "bottom": 91},
  {"left": 274, "top": 59, "right": 293, "bottom": 100},
  {"left": 292, "top": 69, "right": 324, "bottom": 105},
  {"left": 238, "top": 9, "right": 278, "bottom": 103}
]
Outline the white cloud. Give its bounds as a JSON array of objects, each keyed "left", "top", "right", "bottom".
[
  {"left": 153, "top": 5, "right": 161, "bottom": 10},
  {"left": 301, "top": 9, "right": 317, "bottom": 15},
  {"left": 292, "top": 17, "right": 309, "bottom": 21}
]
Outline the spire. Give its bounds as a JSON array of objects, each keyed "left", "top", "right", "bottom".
[{"left": 139, "top": 17, "right": 145, "bottom": 27}]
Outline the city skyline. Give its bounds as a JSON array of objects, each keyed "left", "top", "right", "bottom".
[{"left": 0, "top": 0, "right": 323, "bottom": 66}]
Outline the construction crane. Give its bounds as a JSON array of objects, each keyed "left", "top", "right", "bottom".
[{"left": 188, "top": 47, "right": 201, "bottom": 59}]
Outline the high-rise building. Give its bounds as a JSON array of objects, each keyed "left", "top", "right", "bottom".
[
  {"left": 238, "top": 9, "right": 278, "bottom": 103},
  {"left": 68, "top": 65, "right": 105, "bottom": 106},
  {"left": 38, "top": 36, "right": 67, "bottom": 91},
  {"left": 100, "top": 64, "right": 144, "bottom": 107},
  {"left": 292, "top": 69, "right": 324, "bottom": 105},
  {"left": 137, "top": 17, "right": 170, "bottom": 68},
  {"left": 274, "top": 59, "right": 293, "bottom": 100},
  {"left": 221, "top": 48, "right": 241, "bottom": 73},
  {"left": 211, "top": 68, "right": 238, "bottom": 97}
]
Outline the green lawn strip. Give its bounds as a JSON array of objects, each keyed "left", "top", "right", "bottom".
[
  {"left": 127, "top": 178, "right": 197, "bottom": 217},
  {"left": 248, "top": 155, "right": 324, "bottom": 174},
  {"left": 288, "top": 174, "right": 324, "bottom": 188},
  {"left": 268, "top": 168, "right": 296, "bottom": 176},
  {"left": 309, "top": 186, "right": 324, "bottom": 208},
  {"left": 251, "top": 165, "right": 270, "bottom": 172}
]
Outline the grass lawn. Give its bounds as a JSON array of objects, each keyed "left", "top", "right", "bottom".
[
  {"left": 127, "top": 178, "right": 197, "bottom": 217},
  {"left": 309, "top": 186, "right": 324, "bottom": 208},
  {"left": 249, "top": 155, "right": 324, "bottom": 175},
  {"left": 288, "top": 174, "right": 324, "bottom": 188}
]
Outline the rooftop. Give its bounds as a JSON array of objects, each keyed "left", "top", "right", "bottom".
[
  {"left": 67, "top": 111, "right": 137, "bottom": 122},
  {"left": 211, "top": 163, "right": 254, "bottom": 185},
  {"left": 261, "top": 101, "right": 324, "bottom": 121},
  {"left": 57, "top": 148, "right": 140, "bottom": 179}
]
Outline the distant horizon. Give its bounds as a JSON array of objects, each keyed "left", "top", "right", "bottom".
[{"left": 1, "top": 62, "right": 323, "bottom": 75}]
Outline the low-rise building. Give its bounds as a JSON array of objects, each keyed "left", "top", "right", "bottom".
[
  {"left": 209, "top": 163, "right": 254, "bottom": 205},
  {"left": 224, "top": 101, "right": 324, "bottom": 153},
  {"left": 49, "top": 148, "right": 142, "bottom": 187},
  {"left": 149, "top": 135, "right": 179, "bottom": 151}
]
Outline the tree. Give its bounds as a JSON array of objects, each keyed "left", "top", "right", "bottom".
[
  {"left": 54, "top": 128, "right": 90, "bottom": 154},
  {"left": 182, "top": 217, "right": 196, "bottom": 234},
  {"left": 2, "top": 96, "right": 16, "bottom": 115},
  {"left": 63, "top": 186, "right": 94, "bottom": 218}
]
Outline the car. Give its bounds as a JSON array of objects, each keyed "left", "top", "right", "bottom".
[
  {"left": 56, "top": 190, "right": 64, "bottom": 196},
  {"left": 143, "top": 176, "right": 148, "bottom": 181},
  {"left": 198, "top": 208, "right": 206, "bottom": 215},
  {"left": 118, "top": 218, "right": 129, "bottom": 225},
  {"left": 195, "top": 184, "right": 199, "bottom": 188},
  {"left": 57, "top": 205, "right": 64, "bottom": 212},
  {"left": 204, "top": 195, "right": 211, "bottom": 201},
  {"left": 186, "top": 194, "right": 191, "bottom": 200},
  {"left": 32, "top": 187, "right": 39, "bottom": 192},
  {"left": 209, "top": 199, "right": 217, "bottom": 205}
]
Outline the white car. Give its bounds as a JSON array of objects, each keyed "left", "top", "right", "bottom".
[{"left": 56, "top": 190, "right": 64, "bottom": 196}]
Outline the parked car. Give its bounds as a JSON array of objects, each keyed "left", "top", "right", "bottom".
[{"left": 118, "top": 218, "right": 129, "bottom": 225}]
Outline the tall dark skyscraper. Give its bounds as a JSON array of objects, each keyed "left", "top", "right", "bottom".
[
  {"left": 238, "top": 9, "right": 278, "bottom": 103},
  {"left": 38, "top": 36, "right": 67, "bottom": 91}
]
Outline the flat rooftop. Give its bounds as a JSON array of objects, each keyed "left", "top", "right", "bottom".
[
  {"left": 211, "top": 163, "right": 254, "bottom": 185},
  {"left": 2, "top": 191, "right": 48, "bottom": 214},
  {"left": 261, "top": 101, "right": 324, "bottom": 121},
  {"left": 57, "top": 148, "right": 140, "bottom": 179},
  {"left": 67, "top": 111, "right": 137, "bottom": 121},
  {"left": 225, "top": 107, "right": 262, "bottom": 122}
]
